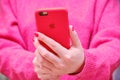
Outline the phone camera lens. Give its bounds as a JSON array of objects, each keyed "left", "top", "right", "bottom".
[{"left": 39, "top": 11, "right": 48, "bottom": 16}]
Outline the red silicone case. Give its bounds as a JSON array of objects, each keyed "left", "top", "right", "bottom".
[{"left": 35, "top": 8, "right": 70, "bottom": 50}]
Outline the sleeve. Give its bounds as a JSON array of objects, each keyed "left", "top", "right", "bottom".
[
  {"left": 61, "top": 0, "right": 120, "bottom": 80},
  {"left": 0, "top": 0, "right": 39, "bottom": 80}
]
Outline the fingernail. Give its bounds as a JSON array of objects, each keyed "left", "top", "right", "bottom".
[
  {"left": 70, "top": 25, "right": 74, "bottom": 31},
  {"left": 34, "top": 32, "right": 39, "bottom": 37},
  {"left": 32, "top": 38, "right": 34, "bottom": 42},
  {"left": 72, "top": 26, "right": 74, "bottom": 31}
]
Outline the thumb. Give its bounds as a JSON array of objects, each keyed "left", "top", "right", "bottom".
[{"left": 69, "top": 25, "right": 82, "bottom": 48}]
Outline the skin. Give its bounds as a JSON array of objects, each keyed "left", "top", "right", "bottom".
[{"left": 33, "top": 25, "right": 85, "bottom": 80}]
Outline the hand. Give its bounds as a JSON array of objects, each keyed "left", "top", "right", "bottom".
[
  {"left": 33, "top": 25, "right": 85, "bottom": 78},
  {"left": 33, "top": 38, "right": 61, "bottom": 80}
]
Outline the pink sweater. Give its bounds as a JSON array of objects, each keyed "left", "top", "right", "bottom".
[{"left": 0, "top": 0, "right": 120, "bottom": 80}]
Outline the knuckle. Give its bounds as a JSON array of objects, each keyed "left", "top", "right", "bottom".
[
  {"left": 39, "top": 34, "right": 45, "bottom": 40},
  {"left": 40, "top": 60, "right": 44, "bottom": 65},
  {"left": 65, "top": 55, "right": 72, "bottom": 61},
  {"left": 34, "top": 68, "right": 38, "bottom": 73},
  {"left": 32, "top": 57, "right": 37, "bottom": 64},
  {"left": 32, "top": 59, "right": 35, "bottom": 64},
  {"left": 38, "top": 75, "right": 41, "bottom": 79},
  {"left": 40, "top": 60, "right": 44, "bottom": 64},
  {"left": 42, "top": 53, "right": 49, "bottom": 57},
  {"left": 34, "top": 49, "right": 38, "bottom": 56},
  {"left": 50, "top": 43, "right": 56, "bottom": 48},
  {"left": 57, "top": 62, "right": 65, "bottom": 69},
  {"left": 59, "top": 64, "right": 65, "bottom": 69},
  {"left": 37, "top": 46, "right": 42, "bottom": 51}
]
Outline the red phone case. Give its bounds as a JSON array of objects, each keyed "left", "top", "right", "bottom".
[{"left": 35, "top": 8, "right": 70, "bottom": 53}]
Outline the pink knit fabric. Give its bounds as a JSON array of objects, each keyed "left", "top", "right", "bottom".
[{"left": 0, "top": 0, "right": 120, "bottom": 80}]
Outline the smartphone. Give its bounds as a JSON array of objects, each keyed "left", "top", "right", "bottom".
[{"left": 35, "top": 8, "right": 70, "bottom": 53}]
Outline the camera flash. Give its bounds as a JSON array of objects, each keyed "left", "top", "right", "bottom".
[{"left": 42, "top": 12, "right": 48, "bottom": 15}]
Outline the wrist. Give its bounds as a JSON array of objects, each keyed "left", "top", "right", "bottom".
[
  {"left": 69, "top": 50, "right": 85, "bottom": 75},
  {"left": 69, "top": 60, "right": 85, "bottom": 75}
]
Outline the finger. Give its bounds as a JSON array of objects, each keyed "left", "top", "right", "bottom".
[
  {"left": 33, "top": 57, "right": 42, "bottom": 68},
  {"left": 37, "top": 44, "right": 63, "bottom": 67},
  {"left": 33, "top": 57, "right": 42, "bottom": 74},
  {"left": 41, "top": 59, "right": 54, "bottom": 70},
  {"left": 38, "top": 75, "right": 52, "bottom": 80},
  {"left": 34, "top": 48, "right": 39, "bottom": 57},
  {"left": 33, "top": 37, "right": 40, "bottom": 48},
  {"left": 39, "top": 66, "right": 52, "bottom": 74},
  {"left": 34, "top": 64, "right": 51, "bottom": 76},
  {"left": 37, "top": 73, "right": 52, "bottom": 80},
  {"left": 34, "top": 49, "right": 43, "bottom": 63},
  {"left": 35, "top": 32, "right": 69, "bottom": 58},
  {"left": 69, "top": 25, "right": 82, "bottom": 48},
  {"left": 38, "top": 73, "right": 60, "bottom": 80},
  {"left": 36, "top": 70, "right": 50, "bottom": 80}
]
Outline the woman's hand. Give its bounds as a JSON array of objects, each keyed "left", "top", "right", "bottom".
[
  {"left": 33, "top": 38, "right": 60, "bottom": 80},
  {"left": 33, "top": 25, "right": 85, "bottom": 79}
]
